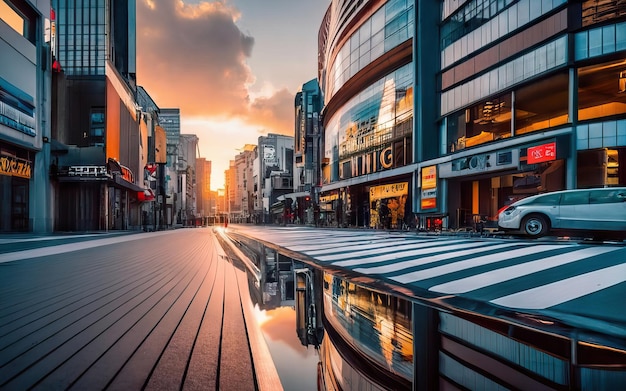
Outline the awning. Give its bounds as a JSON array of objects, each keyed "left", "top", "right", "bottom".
[
  {"left": 137, "top": 188, "right": 155, "bottom": 202},
  {"left": 277, "top": 191, "right": 310, "bottom": 202},
  {"left": 111, "top": 174, "right": 145, "bottom": 192}
]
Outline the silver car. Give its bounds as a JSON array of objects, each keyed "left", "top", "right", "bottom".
[{"left": 498, "top": 187, "right": 626, "bottom": 238}]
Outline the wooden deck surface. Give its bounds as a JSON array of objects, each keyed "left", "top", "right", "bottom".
[{"left": 0, "top": 228, "right": 279, "bottom": 390}]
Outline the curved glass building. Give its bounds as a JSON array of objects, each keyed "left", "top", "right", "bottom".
[{"left": 317, "top": 0, "right": 439, "bottom": 229}]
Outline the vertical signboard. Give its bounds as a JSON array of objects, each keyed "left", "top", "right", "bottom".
[
  {"left": 154, "top": 125, "right": 167, "bottom": 164},
  {"left": 421, "top": 165, "right": 437, "bottom": 209}
]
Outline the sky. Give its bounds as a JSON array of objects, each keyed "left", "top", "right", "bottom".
[{"left": 136, "top": 0, "right": 330, "bottom": 190}]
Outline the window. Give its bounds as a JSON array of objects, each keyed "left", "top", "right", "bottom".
[
  {"left": 0, "top": 0, "right": 36, "bottom": 43},
  {"left": 89, "top": 109, "right": 105, "bottom": 146},
  {"left": 529, "top": 194, "right": 560, "bottom": 205},
  {"left": 590, "top": 189, "right": 623, "bottom": 204},
  {"left": 561, "top": 191, "right": 589, "bottom": 206},
  {"left": 578, "top": 59, "right": 626, "bottom": 121}
]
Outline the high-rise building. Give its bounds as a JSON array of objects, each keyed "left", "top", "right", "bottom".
[
  {"left": 293, "top": 79, "right": 323, "bottom": 224},
  {"left": 195, "top": 157, "right": 211, "bottom": 223},
  {"left": 0, "top": 0, "right": 52, "bottom": 232},
  {"left": 231, "top": 145, "right": 256, "bottom": 223},
  {"left": 427, "top": 1, "right": 626, "bottom": 230},
  {"left": 50, "top": 0, "right": 148, "bottom": 231},
  {"left": 179, "top": 134, "right": 199, "bottom": 224},
  {"left": 317, "top": 0, "right": 421, "bottom": 229},
  {"left": 255, "top": 134, "right": 294, "bottom": 224}
]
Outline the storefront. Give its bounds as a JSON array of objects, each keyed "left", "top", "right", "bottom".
[
  {"left": 429, "top": 136, "right": 570, "bottom": 230},
  {"left": 0, "top": 144, "right": 33, "bottom": 232}
]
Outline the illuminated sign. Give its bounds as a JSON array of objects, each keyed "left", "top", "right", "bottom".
[
  {"left": 527, "top": 142, "right": 556, "bottom": 164},
  {"left": 421, "top": 166, "right": 437, "bottom": 189},
  {"left": 0, "top": 155, "right": 32, "bottom": 179},
  {"left": 369, "top": 182, "right": 408, "bottom": 201}
]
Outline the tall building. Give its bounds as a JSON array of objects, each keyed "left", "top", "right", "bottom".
[
  {"left": 255, "top": 134, "right": 294, "bottom": 223},
  {"left": 158, "top": 108, "right": 181, "bottom": 226},
  {"left": 293, "top": 79, "right": 323, "bottom": 224},
  {"left": 317, "top": 0, "right": 421, "bottom": 229},
  {"left": 195, "top": 156, "right": 211, "bottom": 223},
  {"left": 50, "top": 0, "right": 149, "bottom": 231},
  {"left": 231, "top": 144, "right": 256, "bottom": 223},
  {"left": 179, "top": 133, "right": 198, "bottom": 224},
  {"left": 0, "top": 0, "right": 52, "bottom": 232},
  {"left": 423, "top": 1, "right": 626, "bottom": 230}
]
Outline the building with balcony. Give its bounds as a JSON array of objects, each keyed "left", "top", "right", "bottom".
[{"left": 0, "top": 0, "right": 52, "bottom": 232}]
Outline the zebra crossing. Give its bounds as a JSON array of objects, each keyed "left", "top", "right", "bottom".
[{"left": 228, "top": 225, "right": 626, "bottom": 324}]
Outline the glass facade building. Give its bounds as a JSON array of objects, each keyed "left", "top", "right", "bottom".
[
  {"left": 418, "top": 0, "right": 626, "bottom": 231},
  {"left": 318, "top": 0, "right": 429, "bottom": 229}
]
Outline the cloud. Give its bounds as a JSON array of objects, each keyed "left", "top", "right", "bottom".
[
  {"left": 249, "top": 88, "right": 295, "bottom": 136},
  {"left": 137, "top": 0, "right": 254, "bottom": 117},
  {"left": 137, "top": 0, "right": 296, "bottom": 136}
]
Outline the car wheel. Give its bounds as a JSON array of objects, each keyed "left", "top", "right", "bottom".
[{"left": 522, "top": 215, "right": 549, "bottom": 237}]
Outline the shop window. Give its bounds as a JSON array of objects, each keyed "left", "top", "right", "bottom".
[
  {"left": 578, "top": 60, "right": 626, "bottom": 122},
  {"left": 515, "top": 72, "right": 569, "bottom": 135},
  {"left": 447, "top": 93, "right": 512, "bottom": 152}
]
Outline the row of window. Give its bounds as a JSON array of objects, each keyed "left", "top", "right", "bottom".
[
  {"left": 575, "top": 21, "right": 626, "bottom": 61},
  {"left": 441, "top": 0, "right": 566, "bottom": 69},
  {"left": 441, "top": 35, "right": 567, "bottom": 117},
  {"left": 325, "top": 0, "right": 414, "bottom": 104},
  {"left": 446, "top": 56, "right": 626, "bottom": 154},
  {"left": 55, "top": 2, "right": 107, "bottom": 76},
  {"left": 324, "top": 63, "right": 413, "bottom": 183}
]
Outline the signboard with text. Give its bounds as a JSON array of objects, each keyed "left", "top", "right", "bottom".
[{"left": 527, "top": 142, "right": 556, "bottom": 164}]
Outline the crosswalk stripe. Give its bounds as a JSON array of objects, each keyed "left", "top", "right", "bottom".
[
  {"left": 318, "top": 239, "right": 471, "bottom": 263},
  {"left": 390, "top": 245, "right": 564, "bottom": 284},
  {"left": 293, "top": 238, "right": 423, "bottom": 254},
  {"left": 490, "top": 262, "right": 626, "bottom": 309},
  {"left": 353, "top": 242, "right": 524, "bottom": 274},
  {"left": 428, "top": 246, "right": 619, "bottom": 294}
]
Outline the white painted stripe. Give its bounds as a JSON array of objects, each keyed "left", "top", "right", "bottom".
[
  {"left": 0, "top": 230, "right": 179, "bottom": 264},
  {"left": 303, "top": 238, "right": 431, "bottom": 256},
  {"left": 429, "top": 246, "right": 619, "bottom": 294},
  {"left": 0, "top": 234, "right": 102, "bottom": 244},
  {"left": 318, "top": 239, "right": 470, "bottom": 262},
  {"left": 491, "top": 263, "right": 626, "bottom": 309},
  {"left": 288, "top": 237, "right": 408, "bottom": 252},
  {"left": 354, "top": 242, "right": 523, "bottom": 274},
  {"left": 391, "top": 245, "right": 564, "bottom": 284}
]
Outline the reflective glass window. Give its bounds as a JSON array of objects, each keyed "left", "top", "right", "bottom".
[
  {"left": 441, "top": 0, "right": 567, "bottom": 68},
  {"left": 578, "top": 60, "right": 626, "bottom": 122},
  {"left": 441, "top": 36, "right": 568, "bottom": 116},
  {"left": 324, "top": 0, "right": 414, "bottom": 103},
  {"left": 324, "top": 63, "right": 413, "bottom": 183},
  {"left": 515, "top": 73, "right": 569, "bottom": 135}
]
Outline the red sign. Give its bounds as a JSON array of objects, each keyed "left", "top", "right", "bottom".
[{"left": 527, "top": 142, "right": 556, "bottom": 164}]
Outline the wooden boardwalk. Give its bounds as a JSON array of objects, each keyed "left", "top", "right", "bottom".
[{"left": 0, "top": 228, "right": 280, "bottom": 390}]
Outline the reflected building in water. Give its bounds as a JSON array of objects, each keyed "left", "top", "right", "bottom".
[{"left": 225, "top": 233, "right": 626, "bottom": 390}]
